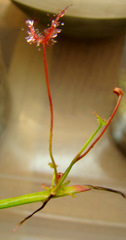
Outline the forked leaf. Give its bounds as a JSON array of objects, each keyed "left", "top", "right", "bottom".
[{"left": 94, "top": 112, "right": 107, "bottom": 126}]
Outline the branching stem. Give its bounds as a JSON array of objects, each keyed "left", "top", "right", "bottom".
[
  {"left": 54, "top": 124, "right": 102, "bottom": 193},
  {"left": 53, "top": 88, "right": 123, "bottom": 193}
]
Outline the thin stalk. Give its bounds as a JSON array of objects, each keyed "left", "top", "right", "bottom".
[{"left": 42, "top": 44, "right": 58, "bottom": 183}]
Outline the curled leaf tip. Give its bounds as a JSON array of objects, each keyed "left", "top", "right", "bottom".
[{"left": 113, "top": 87, "right": 123, "bottom": 96}]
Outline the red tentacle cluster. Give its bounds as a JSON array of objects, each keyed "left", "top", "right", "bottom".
[{"left": 25, "top": 5, "right": 71, "bottom": 47}]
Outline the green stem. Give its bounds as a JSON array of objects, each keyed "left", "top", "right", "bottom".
[
  {"left": 42, "top": 44, "right": 58, "bottom": 184},
  {"left": 54, "top": 124, "right": 102, "bottom": 193},
  {"left": 0, "top": 183, "right": 125, "bottom": 210},
  {"left": 0, "top": 191, "right": 50, "bottom": 209}
]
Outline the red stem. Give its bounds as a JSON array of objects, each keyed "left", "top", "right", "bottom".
[
  {"left": 42, "top": 44, "right": 58, "bottom": 183},
  {"left": 76, "top": 88, "right": 123, "bottom": 162}
]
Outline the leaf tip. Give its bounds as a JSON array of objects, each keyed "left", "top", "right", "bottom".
[{"left": 113, "top": 87, "right": 123, "bottom": 97}]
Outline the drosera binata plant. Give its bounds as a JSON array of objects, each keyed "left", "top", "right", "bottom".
[{"left": 0, "top": 5, "right": 125, "bottom": 232}]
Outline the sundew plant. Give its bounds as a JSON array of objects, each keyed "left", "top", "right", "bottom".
[{"left": 0, "top": 5, "right": 125, "bottom": 232}]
